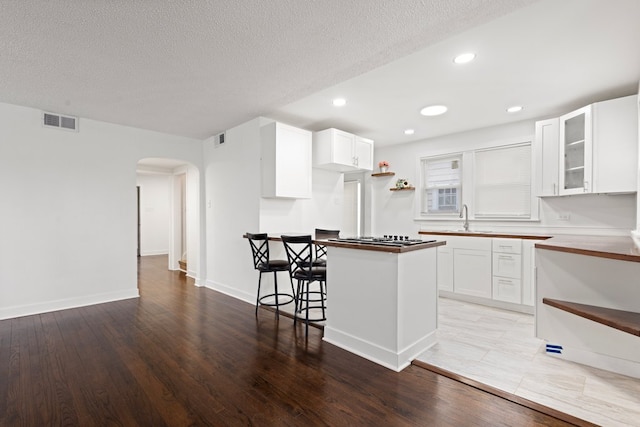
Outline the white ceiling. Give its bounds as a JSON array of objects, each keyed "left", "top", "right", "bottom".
[{"left": 1, "top": 0, "right": 638, "bottom": 148}]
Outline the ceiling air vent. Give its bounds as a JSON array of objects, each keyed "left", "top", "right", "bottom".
[{"left": 43, "top": 112, "right": 78, "bottom": 131}]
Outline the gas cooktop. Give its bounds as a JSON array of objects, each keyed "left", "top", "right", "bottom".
[{"left": 329, "top": 236, "right": 434, "bottom": 247}]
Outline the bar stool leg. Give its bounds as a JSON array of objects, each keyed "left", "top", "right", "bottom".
[
  {"left": 255, "top": 271, "right": 263, "bottom": 316},
  {"left": 273, "top": 271, "right": 279, "bottom": 318}
]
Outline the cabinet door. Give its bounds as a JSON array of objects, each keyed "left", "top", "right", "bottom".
[
  {"left": 535, "top": 118, "right": 560, "bottom": 196},
  {"left": 437, "top": 246, "right": 453, "bottom": 291},
  {"left": 332, "top": 129, "right": 356, "bottom": 167},
  {"left": 453, "top": 248, "right": 492, "bottom": 298},
  {"left": 261, "top": 122, "right": 312, "bottom": 198},
  {"left": 354, "top": 136, "right": 373, "bottom": 171},
  {"left": 559, "top": 105, "right": 592, "bottom": 195},
  {"left": 521, "top": 240, "right": 540, "bottom": 306},
  {"left": 592, "top": 95, "right": 639, "bottom": 193}
]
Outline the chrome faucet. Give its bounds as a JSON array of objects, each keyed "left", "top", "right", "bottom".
[{"left": 459, "top": 204, "right": 469, "bottom": 231}]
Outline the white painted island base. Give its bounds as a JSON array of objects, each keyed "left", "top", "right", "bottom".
[{"left": 323, "top": 244, "right": 440, "bottom": 371}]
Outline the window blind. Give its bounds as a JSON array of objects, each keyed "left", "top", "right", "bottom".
[{"left": 474, "top": 144, "right": 531, "bottom": 217}]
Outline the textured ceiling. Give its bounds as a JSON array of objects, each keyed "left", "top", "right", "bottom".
[
  {"left": 271, "top": 0, "right": 640, "bottom": 145},
  {"left": 0, "top": 0, "right": 539, "bottom": 140}
]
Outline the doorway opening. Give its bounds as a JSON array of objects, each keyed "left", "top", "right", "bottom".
[
  {"left": 343, "top": 175, "right": 363, "bottom": 236},
  {"left": 136, "top": 158, "right": 200, "bottom": 277}
]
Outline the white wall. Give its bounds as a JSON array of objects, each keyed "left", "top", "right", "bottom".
[
  {"left": 371, "top": 119, "right": 636, "bottom": 237},
  {"left": 204, "top": 117, "right": 345, "bottom": 303},
  {"left": 0, "top": 102, "right": 205, "bottom": 320},
  {"left": 136, "top": 173, "right": 171, "bottom": 256}
]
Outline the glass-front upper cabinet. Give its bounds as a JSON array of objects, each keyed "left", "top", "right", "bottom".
[{"left": 559, "top": 105, "right": 592, "bottom": 195}]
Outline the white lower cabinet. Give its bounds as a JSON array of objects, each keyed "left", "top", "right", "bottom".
[
  {"left": 423, "top": 234, "right": 535, "bottom": 310},
  {"left": 492, "top": 238, "right": 522, "bottom": 304},
  {"left": 454, "top": 248, "right": 492, "bottom": 298},
  {"left": 492, "top": 277, "right": 521, "bottom": 304},
  {"left": 521, "top": 240, "right": 542, "bottom": 306},
  {"left": 492, "top": 253, "right": 522, "bottom": 279},
  {"left": 436, "top": 245, "right": 453, "bottom": 291}
]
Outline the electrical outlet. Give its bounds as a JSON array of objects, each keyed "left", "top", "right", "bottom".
[{"left": 557, "top": 213, "right": 571, "bottom": 221}]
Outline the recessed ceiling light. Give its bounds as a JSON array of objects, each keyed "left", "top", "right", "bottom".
[
  {"left": 404, "top": 129, "right": 415, "bottom": 135},
  {"left": 332, "top": 98, "right": 346, "bottom": 107},
  {"left": 420, "top": 105, "right": 448, "bottom": 116},
  {"left": 506, "top": 105, "right": 523, "bottom": 113},
  {"left": 453, "top": 53, "right": 476, "bottom": 64}
]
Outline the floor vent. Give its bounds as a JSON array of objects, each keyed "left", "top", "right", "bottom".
[
  {"left": 545, "top": 343, "right": 563, "bottom": 354},
  {"left": 43, "top": 112, "right": 79, "bottom": 131}
]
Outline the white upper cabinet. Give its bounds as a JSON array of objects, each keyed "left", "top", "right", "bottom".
[
  {"left": 536, "top": 94, "right": 638, "bottom": 196},
  {"left": 592, "top": 95, "right": 638, "bottom": 194},
  {"left": 559, "top": 105, "right": 593, "bottom": 195},
  {"left": 261, "top": 121, "right": 312, "bottom": 199},
  {"left": 535, "top": 118, "right": 560, "bottom": 197},
  {"left": 354, "top": 135, "right": 374, "bottom": 170},
  {"left": 313, "top": 128, "right": 374, "bottom": 172}
]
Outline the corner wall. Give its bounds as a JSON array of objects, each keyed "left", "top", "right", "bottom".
[{"left": 0, "top": 102, "right": 204, "bottom": 319}]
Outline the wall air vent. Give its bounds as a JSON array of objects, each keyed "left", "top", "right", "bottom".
[
  {"left": 42, "top": 112, "right": 78, "bottom": 131},
  {"left": 213, "top": 132, "right": 226, "bottom": 148}
]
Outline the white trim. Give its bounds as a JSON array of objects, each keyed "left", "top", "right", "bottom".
[
  {"left": 0, "top": 289, "right": 139, "bottom": 320},
  {"left": 439, "top": 291, "right": 534, "bottom": 314},
  {"left": 140, "top": 249, "right": 169, "bottom": 256},
  {"left": 204, "top": 279, "right": 254, "bottom": 305},
  {"left": 323, "top": 326, "right": 437, "bottom": 372}
]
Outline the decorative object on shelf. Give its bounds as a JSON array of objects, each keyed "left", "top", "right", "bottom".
[
  {"left": 378, "top": 160, "right": 389, "bottom": 173},
  {"left": 395, "top": 178, "right": 409, "bottom": 189},
  {"left": 390, "top": 178, "right": 414, "bottom": 191}
]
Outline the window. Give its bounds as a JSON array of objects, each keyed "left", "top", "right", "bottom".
[
  {"left": 474, "top": 143, "right": 532, "bottom": 218},
  {"left": 421, "top": 155, "right": 462, "bottom": 215}
]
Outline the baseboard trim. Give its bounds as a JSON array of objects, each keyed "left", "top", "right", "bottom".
[
  {"left": 204, "top": 280, "right": 254, "bottom": 305},
  {"left": 0, "top": 289, "right": 140, "bottom": 320}
]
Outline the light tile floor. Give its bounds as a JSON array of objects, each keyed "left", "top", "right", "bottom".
[{"left": 416, "top": 297, "right": 640, "bottom": 427}]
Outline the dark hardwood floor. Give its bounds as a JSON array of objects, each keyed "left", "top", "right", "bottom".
[{"left": 0, "top": 255, "right": 581, "bottom": 426}]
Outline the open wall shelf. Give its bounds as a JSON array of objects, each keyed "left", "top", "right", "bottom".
[
  {"left": 390, "top": 186, "right": 415, "bottom": 192},
  {"left": 543, "top": 298, "right": 640, "bottom": 337},
  {"left": 371, "top": 171, "right": 395, "bottom": 177}
]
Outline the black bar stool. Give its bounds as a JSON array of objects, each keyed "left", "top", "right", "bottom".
[
  {"left": 281, "top": 235, "right": 327, "bottom": 335},
  {"left": 314, "top": 228, "right": 340, "bottom": 266},
  {"left": 246, "top": 233, "right": 295, "bottom": 317}
]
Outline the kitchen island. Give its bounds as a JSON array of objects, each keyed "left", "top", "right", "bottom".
[{"left": 321, "top": 238, "right": 445, "bottom": 372}]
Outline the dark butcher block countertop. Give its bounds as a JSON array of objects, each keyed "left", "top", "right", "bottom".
[{"left": 418, "top": 230, "right": 640, "bottom": 263}]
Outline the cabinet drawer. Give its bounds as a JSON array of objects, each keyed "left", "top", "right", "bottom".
[
  {"left": 492, "top": 253, "right": 522, "bottom": 279},
  {"left": 492, "top": 238, "right": 522, "bottom": 254},
  {"left": 492, "top": 277, "right": 522, "bottom": 304}
]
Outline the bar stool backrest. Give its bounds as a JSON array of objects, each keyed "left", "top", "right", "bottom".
[
  {"left": 281, "top": 235, "right": 314, "bottom": 278},
  {"left": 314, "top": 228, "right": 340, "bottom": 260},
  {"left": 246, "top": 232, "right": 270, "bottom": 270}
]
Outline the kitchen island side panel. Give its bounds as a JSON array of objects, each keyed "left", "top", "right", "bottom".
[
  {"left": 398, "top": 248, "right": 438, "bottom": 352},
  {"left": 325, "top": 247, "right": 399, "bottom": 350},
  {"left": 323, "top": 245, "right": 438, "bottom": 371}
]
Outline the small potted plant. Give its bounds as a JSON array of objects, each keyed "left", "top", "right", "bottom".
[{"left": 378, "top": 160, "right": 389, "bottom": 173}]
